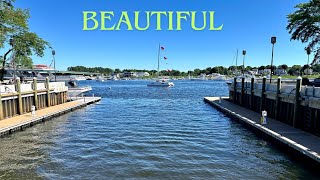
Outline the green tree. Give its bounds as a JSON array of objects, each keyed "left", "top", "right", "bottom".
[
  {"left": 245, "top": 66, "right": 252, "bottom": 71},
  {"left": 287, "top": 0, "right": 320, "bottom": 65},
  {"left": 258, "top": 66, "right": 266, "bottom": 70},
  {"left": 313, "top": 64, "right": 320, "bottom": 72},
  {"left": 278, "top": 64, "right": 289, "bottom": 70},
  {"left": 288, "top": 65, "right": 302, "bottom": 75},
  {"left": 193, "top": 68, "right": 201, "bottom": 76},
  {"left": 0, "top": 0, "right": 48, "bottom": 73}
]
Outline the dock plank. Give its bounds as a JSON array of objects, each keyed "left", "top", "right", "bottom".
[
  {"left": 0, "top": 97, "right": 101, "bottom": 136},
  {"left": 204, "top": 97, "right": 320, "bottom": 163}
]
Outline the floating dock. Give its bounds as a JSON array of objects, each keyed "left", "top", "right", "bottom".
[
  {"left": 204, "top": 97, "right": 320, "bottom": 165},
  {"left": 0, "top": 97, "right": 101, "bottom": 137}
]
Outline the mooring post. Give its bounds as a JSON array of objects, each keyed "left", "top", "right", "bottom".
[
  {"left": 275, "top": 77, "right": 282, "bottom": 120},
  {"left": 33, "top": 77, "right": 38, "bottom": 110},
  {"left": 0, "top": 93, "right": 3, "bottom": 120},
  {"left": 293, "top": 76, "right": 302, "bottom": 128},
  {"left": 16, "top": 77, "right": 23, "bottom": 115},
  {"left": 241, "top": 77, "right": 245, "bottom": 106},
  {"left": 45, "top": 77, "right": 51, "bottom": 107},
  {"left": 260, "top": 77, "right": 266, "bottom": 112},
  {"left": 233, "top": 77, "right": 237, "bottom": 104},
  {"left": 250, "top": 77, "right": 254, "bottom": 110}
]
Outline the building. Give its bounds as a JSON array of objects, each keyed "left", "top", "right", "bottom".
[
  {"left": 304, "top": 68, "right": 313, "bottom": 75},
  {"left": 122, "top": 71, "right": 150, "bottom": 78},
  {"left": 258, "top": 69, "right": 271, "bottom": 75},
  {"left": 33, "top": 64, "right": 54, "bottom": 71},
  {"left": 274, "top": 68, "right": 287, "bottom": 76},
  {"left": 122, "top": 72, "right": 135, "bottom": 77}
]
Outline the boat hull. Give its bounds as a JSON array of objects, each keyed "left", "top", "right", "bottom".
[{"left": 147, "top": 82, "right": 174, "bottom": 87}]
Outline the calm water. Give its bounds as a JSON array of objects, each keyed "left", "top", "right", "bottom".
[{"left": 0, "top": 80, "right": 318, "bottom": 179}]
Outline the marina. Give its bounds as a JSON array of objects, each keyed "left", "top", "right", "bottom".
[
  {"left": 1, "top": 0, "right": 320, "bottom": 178},
  {"left": 0, "top": 80, "right": 319, "bottom": 179}
]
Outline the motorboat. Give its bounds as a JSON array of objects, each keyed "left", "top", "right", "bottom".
[
  {"left": 66, "top": 80, "right": 92, "bottom": 97},
  {"left": 190, "top": 74, "right": 208, "bottom": 81},
  {"left": 211, "top": 73, "right": 226, "bottom": 81},
  {"left": 147, "top": 79, "right": 174, "bottom": 87},
  {"left": 96, "top": 76, "right": 106, "bottom": 82}
]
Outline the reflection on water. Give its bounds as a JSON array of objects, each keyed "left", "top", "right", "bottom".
[{"left": 0, "top": 80, "right": 319, "bottom": 179}]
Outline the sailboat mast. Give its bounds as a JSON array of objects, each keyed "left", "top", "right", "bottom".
[{"left": 157, "top": 43, "right": 160, "bottom": 78}]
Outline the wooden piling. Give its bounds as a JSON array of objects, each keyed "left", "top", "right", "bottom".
[
  {"left": 241, "top": 77, "right": 245, "bottom": 106},
  {"left": 33, "top": 77, "right": 38, "bottom": 110},
  {"left": 45, "top": 77, "right": 51, "bottom": 107},
  {"left": 233, "top": 77, "right": 237, "bottom": 103},
  {"left": 260, "top": 77, "right": 266, "bottom": 112},
  {"left": 275, "top": 77, "right": 282, "bottom": 119},
  {"left": 16, "top": 78, "right": 23, "bottom": 115},
  {"left": 0, "top": 94, "right": 3, "bottom": 120},
  {"left": 293, "top": 77, "right": 302, "bottom": 128},
  {"left": 250, "top": 78, "right": 254, "bottom": 110}
]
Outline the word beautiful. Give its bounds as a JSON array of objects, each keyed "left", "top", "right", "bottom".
[{"left": 83, "top": 11, "right": 223, "bottom": 31}]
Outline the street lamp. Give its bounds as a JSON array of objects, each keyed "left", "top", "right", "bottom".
[
  {"left": 242, "top": 50, "right": 246, "bottom": 76},
  {"left": 306, "top": 47, "right": 311, "bottom": 77},
  {"left": 49, "top": 46, "right": 56, "bottom": 82},
  {"left": 270, "top": 36, "right": 276, "bottom": 83},
  {"left": 52, "top": 49, "right": 56, "bottom": 82}
]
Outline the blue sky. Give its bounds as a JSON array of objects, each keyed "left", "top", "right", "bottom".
[{"left": 9, "top": 0, "right": 310, "bottom": 71}]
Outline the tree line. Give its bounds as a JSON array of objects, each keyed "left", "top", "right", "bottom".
[{"left": 67, "top": 64, "right": 320, "bottom": 76}]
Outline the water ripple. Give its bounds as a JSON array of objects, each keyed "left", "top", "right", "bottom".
[{"left": 0, "top": 80, "right": 318, "bottom": 179}]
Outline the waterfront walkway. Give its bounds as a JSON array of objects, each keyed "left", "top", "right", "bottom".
[
  {"left": 0, "top": 97, "right": 101, "bottom": 137},
  {"left": 204, "top": 97, "right": 320, "bottom": 164}
]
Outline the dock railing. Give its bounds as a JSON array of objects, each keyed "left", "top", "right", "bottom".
[
  {"left": 0, "top": 77, "right": 68, "bottom": 120},
  {"left": 229, "top": 77, "right": 320, "bottom": 136}
]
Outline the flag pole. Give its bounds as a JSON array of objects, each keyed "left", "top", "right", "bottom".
[{"left": 157, "top": 43, "right": 160, "bottom": 78}]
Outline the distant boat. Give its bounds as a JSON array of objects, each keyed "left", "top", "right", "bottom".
[
  {"left": 111, "top": 75, "right": 119, "bottom": 81},
  {"left": 190, "top": 74, "right": 208, "bottom": 81},
  {"left": 70, "top": 75, "right": 86, "bottom": 81},
  {"left": 148, "top": 79, "right": 174, "bottom": 87},
  {"left": 147, "top": 44, "right": 174, "bottom": 87},
  {"left": 211, "top": 73, "right": 226, "bottom": 81},
  {"left": 96, "top": 76, "right": 106, "bottom": 82},
  {"left": 85, "top": 76, "right": 93, "bottom": 80}
]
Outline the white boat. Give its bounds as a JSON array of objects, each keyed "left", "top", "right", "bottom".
[
  {"left": 190, "top": 74, "right": 208, "bottom": 81},
  {"left": 96, "top": 76, "right": 106, "bottom": 82},
  {"left": 147, "top": 79, "right": 174, "bottom": 87},
  {"left": 211, "top": 73, "right": 226, "bottom": 81},
  {"left": 111, "top": 75, "right": 119, "bottom": 81},
  {"left": 70, "top": 75, "right": 86, "bottom": 81},
  {"left": 66, "top": 81, "right": 92, "bottom": 97},
  {"left": 147, "top": 44, "right": 174, "bottom": 87}
]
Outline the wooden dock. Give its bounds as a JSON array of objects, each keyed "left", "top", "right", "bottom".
[
  {"left": 0, "top": 97, "right": 101, "bottom": 137},
  {"left": 204, "top": 97, "right": 320, "bottom": 165}
]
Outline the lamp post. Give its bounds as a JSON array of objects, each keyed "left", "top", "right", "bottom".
[
  {"left": 52, "top": 49, "right": 56, "bottom": 82},
  {"left": 270, "top": 36, "right": 276, "bottom": 83},
  {"left": 242, "top": 50, "right": 246, "bottom": 76},
  {"left": 306, "top": 47, "right": 311, "bottom": 77}
]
